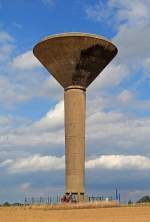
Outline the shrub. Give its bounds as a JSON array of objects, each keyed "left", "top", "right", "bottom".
[{"left": 137, "top": 196, "right": 150, "bottom": 203}]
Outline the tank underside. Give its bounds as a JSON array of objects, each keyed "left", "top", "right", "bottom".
[{"left": 33, "top": 33, "right": 117, "bottom": 89}]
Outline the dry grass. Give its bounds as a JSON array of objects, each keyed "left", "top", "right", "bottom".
[
  {"left": 0, "top": 205, "right": 150, "bottom": 222},
  {"left": 29, "top": 200, "right": 118, "bottom": 210}
]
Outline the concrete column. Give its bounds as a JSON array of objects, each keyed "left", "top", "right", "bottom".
[{"left": 64, "top": 85, "right": 86, "bottom": 200}]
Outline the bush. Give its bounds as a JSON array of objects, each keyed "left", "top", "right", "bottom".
[
  {"left": 128, "top": 200, "right": 133, "bottom": 204},
  {"left": 3, "top": 202, "right": 11, "bottom": 207},
  {"left": 137, "top": 196, "right": 150, "bottom": 203}
]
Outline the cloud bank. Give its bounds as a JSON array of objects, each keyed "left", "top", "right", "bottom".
[{"left": 1, "top": 154, "right": 150, "bottom": 173}]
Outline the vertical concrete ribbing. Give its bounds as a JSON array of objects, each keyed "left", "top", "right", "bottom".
[{"left": 64, "top": 85, "right": 86, "bottom": 199}]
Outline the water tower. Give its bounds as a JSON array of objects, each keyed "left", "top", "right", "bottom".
[{"left": 33, "top": 33, "right": 118, "bottom": 201}]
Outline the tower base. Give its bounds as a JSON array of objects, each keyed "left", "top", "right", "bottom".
[{"left": 61, "top": 192, "right": 85, "bottom": 203}]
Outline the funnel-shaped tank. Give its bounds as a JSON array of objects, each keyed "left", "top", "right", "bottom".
[
  {"left": 33, "top": 33, "right": 118, "bottom": 201},
  {"left": 33, "top": 33, "right": 117, "bottom": 89}
]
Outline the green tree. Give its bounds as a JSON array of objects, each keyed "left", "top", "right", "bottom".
[
  {"left": 3, "top": 202, "right": 11, "bottom": 207},
  {"left": 137, "top": 196, "right": 150, "bottom": 203},
  {"left": 128, "top": 200, "right": 133, "bottom": 204}
]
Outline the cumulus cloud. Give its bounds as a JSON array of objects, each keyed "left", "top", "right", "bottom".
[
  {"left": 1, "top": 154, "right": 150, "bottom": 173},
  {"left": 0, "top": 30, "right": 62, "bottom": 107},
  {"left": 0, "top": 129, "right": 64, "bottom": 149},
  {"left": 0, "top": 31, "right": 61, "bottom": 107},
  {"left": 118, "top": 90, "right": 134, "bottom": 104},
  {"left": 86, "top": 0, "right": 150, "bottom": 27},
  {"left": 109, "top": 0, "right": 150, "bottom": 26},
  {"left": 0, "top": 101, "right": 64, "bottom": 152},
  {"left": 0, "top": 70, "right": 62, "bottom": 107},
  {"left": 85, "top": 0, "right": 150, "bottom": 122},
  {"left": 116, "top": 90, "right": 150, "bottom": 111},
  {"left": 11, "top": 50, "right": 41, "bottom": 70},
  {"left": 86, "top": 155, "right": 150, "bottom": 170},
  {"left": 87, "top": 108, "right": 150, "bottom": 154},
  {"left": 88, "top": 63, "right": 129, "bottom": 93},
  {"left": 0, "top": 97, "right": 150, "bottom": 161},
  {"left": 85, "top": 0, "right": 150, "bottom": 105},
  {"left": 0, "top": 159, "right": 13, "bottom": 167},
  {"left": 0, "top": 75, "right": 32, "bottom": 106},
  {"left": 7, "top": 155, "right": 65, "bottom": 173},
  {"left": 113, "top": 24, "right": 150, "bottom": 65},
  {"left": 86, "top": 0, "right": 150, "bottom": 67},
  {"left": 33, "top": 100, "right": 64, "bottom": 132}
]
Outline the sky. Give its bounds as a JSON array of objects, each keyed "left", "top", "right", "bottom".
[{"left": 0, "top": 0, "right": 150, "bottom": 203}]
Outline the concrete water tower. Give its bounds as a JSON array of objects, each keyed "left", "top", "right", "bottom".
[{"left": 33, "top": 33, "right": 118, "bottom": 201}]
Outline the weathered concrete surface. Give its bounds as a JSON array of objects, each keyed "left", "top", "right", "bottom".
[
  {"left": 64, "top": 86, "right": 85, "bottom": 200},
  {"left": 33, "top": 32, "right": 118, "bottom": 201},
  {"left": 33, "top": 33, "right": 117, "bottom": 88}
]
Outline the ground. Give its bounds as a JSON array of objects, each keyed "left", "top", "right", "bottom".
[{"left": 0, "top": 206, "right": 150, "bottom": 222}]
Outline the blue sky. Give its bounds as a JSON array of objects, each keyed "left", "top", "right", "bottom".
[{"left": 0, "top": 0, "right": 150, "bottom": 203}]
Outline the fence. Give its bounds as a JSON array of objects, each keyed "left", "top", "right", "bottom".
[
  {"left": 24, "top": 196, "right": 61, "bottom": 205},
  {"left": 24, "top": 195, "right": 114, "bottom": 205}
]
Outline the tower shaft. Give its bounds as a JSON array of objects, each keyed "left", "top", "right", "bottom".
[{"left": 64, "top": 85, "right": 86, "bottom": 200}]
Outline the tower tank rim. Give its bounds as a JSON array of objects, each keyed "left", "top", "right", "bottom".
[{"left": 33, "top": 32, "right": 118, "bottom": 54}]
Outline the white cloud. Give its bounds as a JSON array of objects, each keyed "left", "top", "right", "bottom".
[
  {"left": 118, "top": 90, "right": 134, "bottom": 104},
  {"left": 8, "top": 155, "right": 65, "bottom": 173},
  {"left": 0, "top": 130, "right": 64, "bottom": 149},
  {"left": 11, "top": 50, "right": 41, "bottom": 70},
  {"left": 0, "top": 31, "right": 61, "bottom": 108},
  {"left": 0, "top": 159, "right": 13, "bottom": 167},
  {"left": 0, "top": 97, "right": 150, "bottom": 159},
  {"left": 85, "top": 0, "right": 150, "bottom": 122},
  {"left": 0, "top": 102, "right": 64, "bottom": 151},
  {"left": 86, "top": 0, "right": 150, "bottom": 27},
  {"left": 116, "top": 90, "right": 150, "bottom": 111},
  {"left": 86, "top": 155, "right": 150, "bottom": 170},
  {"left": 109, "top": 0, "right": 150, "bottom": 26},
  {"left": 33, "top": 100, "right": 64, "bottom": 132},
  {"left": 0, "top": 71, "right": 62, "bottom": 107},
  {"left": 113, "top": 24, "right": 150, "bottom": 65},
  {"left": 88, "top": 63, "right": 129, "bottom": 93},
  {"left": 86, "top": 0, "right": 150, "bottom": 67},
  {"left": 2, "top": 154, "right": 150, "bottom": 173},
  {"left": 0, "top": 75, "right": 33, "bottom": 106},
  {"left": 0, "top": 32, "right": 57, "bottom": 107},
  {"left": 86, "top": 106, "right": 150, "bottom": 154}
]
